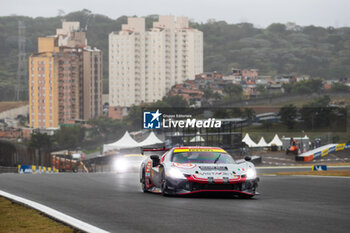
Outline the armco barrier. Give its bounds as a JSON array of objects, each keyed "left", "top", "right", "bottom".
[
  {"left": 0, "top": 166, "right": 17, "bottom": 173},
  {"left": 18, "top": 165, "right": 59, "bottom": 174},
  {"left": 295, "top": 143, "right": 349, "bottom": 162}
]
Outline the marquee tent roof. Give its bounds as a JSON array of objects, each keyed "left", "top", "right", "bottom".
[
  {"left": 268, "top": 134, "right": 283, "bottom": 146},
  {"left": 242, "top": 133, "right": 257, "bottom": 147},
  {"left": 256, "top": 137, "right": 268, "bottom": 147},
  {"left": 190, "top": 132, "right": 205, "bottom": 142},
  {"left": 139, "top": 132, "right": 164, "bottom": 146},
  {"left": 103, "top": 131, "right": 140, "bottom": 152}
]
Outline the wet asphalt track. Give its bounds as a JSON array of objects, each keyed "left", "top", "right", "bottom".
[{"left": 0, "top": 172, "right": 349, "bottom": 233}]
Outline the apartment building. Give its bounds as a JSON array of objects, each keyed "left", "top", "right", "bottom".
[
  {"left": 109, "top": 16, "right": 203, "bottom": 110},
  {"left": 29, "top": 22, "right": 102, "bottom": 129}
]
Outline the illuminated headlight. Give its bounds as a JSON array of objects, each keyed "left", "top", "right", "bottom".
[
  {"left": 167, "top": 168, "right": 186, "bottom": 179},
  {"left": 246, "top": 168, "right": 256, "bottom": 179},
  {"left": 113, "top": 158, "right": 128, "bottom": 172}
]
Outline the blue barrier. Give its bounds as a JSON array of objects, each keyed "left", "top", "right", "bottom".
[
  {"left": 312, "top": 165, "right": 327, "bottom": 171},
  {"left": 18, "top": 165, "right": 34, "bottom": 174}
]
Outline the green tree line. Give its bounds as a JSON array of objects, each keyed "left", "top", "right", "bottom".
[{"left": 1, "top": 10, "right": 350, "bottom": 101}]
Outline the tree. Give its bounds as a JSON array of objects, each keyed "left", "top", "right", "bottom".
[
  {"left": 29, "top": 132, "right": 53, "bottom": 151},
  {"left": 203, "top": 88, "right": 214, "bottom": 99},
  {"left": 54, "top": 126, "right": 85, "bottom": 150},
  {"left": 289, "top": 78, "right": 324, "bottom": 94},
  {"left": 1, "top": 12, "right": 350, "bottom": 101},
  {"left": 243, "top": 108, "right": 255, "bottom": 124},
  {"left": 222, "top": 84, "right": 243, "bottom": 103},
  {"left": 213, "top": 92, "right": 222, "bottom": 101},
  {"left": 88, "top": 116, "right": 126, "bottom": 140},
  {"left": 267, "top": 23, "right": 286, "bottom": 34},
  {"left": 213, "top": 109, "right": 230, "bottom": 118},
  {"left": 312, "top": 95, "right": 331, "bottom": 107},
  {"left": 330, "top": 82, "right": 349, "bottom": 92},
  {"left": 256, "top": 84, "right": 268, "bottom": 96},
  {"left": 282, "top": 83, "right": 293, "bottom": 94},
  {"left": 279, "top": 104, "right": 298, "bottom": 129},
  {"left": 230, "top": 108, "right": 243, "bottom": 117},
  {"left": 300, "top": 95, "right": 332, "bottom": 129},
  {"left": 162, "top": 95, "right": 189, "bottom": 108},
  {"left": 124, "top": 105, "right": 142, "bottom": 130}
]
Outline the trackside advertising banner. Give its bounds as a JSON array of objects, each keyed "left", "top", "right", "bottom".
[
  {"left": 18, "top": 165, "right": 59, "bottom": 174},
  {"left": 18, "top": 165, "right": 33, "bottom": 174},
  {"left": 299, "top": 143, "right": 350, "bottom": 161}
]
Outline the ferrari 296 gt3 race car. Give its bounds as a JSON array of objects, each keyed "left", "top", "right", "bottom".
[{"left": 140, "top": 146, "right": 259, "bottom": 198}]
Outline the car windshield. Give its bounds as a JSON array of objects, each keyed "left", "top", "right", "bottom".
[{"left": 171, "top": 151, "right": 235, "bottom": 164}]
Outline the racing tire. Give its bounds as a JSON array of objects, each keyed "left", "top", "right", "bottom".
[
  {"left": 160, "top": 169, "right": 170, "bottom": 196},
  {"left": 141, "top": 168, "right": 148, "bottom": 193},
  {"left": 238, "top": 194, "right": 254, "bottom": 199}
]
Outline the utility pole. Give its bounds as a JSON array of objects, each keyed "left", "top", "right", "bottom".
[{"left": 15, "top": 20, "right": 27, "bottom": 101}]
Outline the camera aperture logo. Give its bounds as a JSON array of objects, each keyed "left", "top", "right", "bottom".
[{"left": 143, "top": 109, "right": 162, "bottom": 129}]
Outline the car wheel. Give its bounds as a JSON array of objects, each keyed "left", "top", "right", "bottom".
[
  {"left": 238, "top": 194, "right": 254, "bottom": 199},
  {"left": 161, "top": 170, "right": 170, "bottom": 196},
  {"left": 141, "top": 168, "right": 147, "bottom": 192}
]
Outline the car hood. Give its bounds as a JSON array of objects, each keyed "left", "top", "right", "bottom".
[{"left": 169, "top": 162, "right": 254, "bottom": 179}]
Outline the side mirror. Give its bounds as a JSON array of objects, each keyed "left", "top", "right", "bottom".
[
  {"left": 244, "top": 156, "right": 252, "bottom": 161},
  {"left": 150, "top": 155, "right": 160, "bottom": 167}
]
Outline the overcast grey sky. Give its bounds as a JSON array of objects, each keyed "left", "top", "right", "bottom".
[{"left": 1, "top": 0, "right": 349, "bottom": 28}]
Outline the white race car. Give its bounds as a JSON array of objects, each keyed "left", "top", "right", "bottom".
[{"left": 140, "top": 146, "right": 259, "bottom": 198}]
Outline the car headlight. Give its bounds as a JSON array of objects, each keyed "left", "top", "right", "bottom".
[
  {"left": 113, "top": 158, "right": 128, "bottom": 172},
  {"left": 168, "top": 168, "right": 186, "bottom": 179},
  {"left": 246, "top": 168, "right": 256, "bottom": 179}
]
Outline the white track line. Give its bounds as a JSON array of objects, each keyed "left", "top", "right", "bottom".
[
  {"left": 0, "top": 190, "right": 109, "bottom": 233},
  {"left": 290, "top": 175, "right": 350, "bottom": 179},
  {"left": 257, "top": 165, "right": 350, "bottom": 169}
]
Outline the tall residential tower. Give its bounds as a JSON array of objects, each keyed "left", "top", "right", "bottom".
[
  {"left": 29, "top": 22, "right": 103, "bottom": 129},
  {"left": 109, "top": 16, "right": 203, "bottom": 112}
]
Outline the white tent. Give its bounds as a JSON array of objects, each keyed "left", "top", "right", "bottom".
[
  {"left": 103, "top": 131, "right": 140, "bottom": 152},
  {"left": 242, "top": 133, "right": 257, "bottom": 147},
  {"left": 256, "top": 137, "right": 268, "bottom": 147},
  {"left": 268, "top": 134, "right": 283, "bottom": 147},
  {"left": 190, "top": 132, "right": 205, "bottom": 142},
  {"left": 139, "top": 132, "right": 164, "bottom": 146}
]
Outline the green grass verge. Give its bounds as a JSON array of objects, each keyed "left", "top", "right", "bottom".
[{"left": 0, "top": 197, "right": 75, "bottom": 233}]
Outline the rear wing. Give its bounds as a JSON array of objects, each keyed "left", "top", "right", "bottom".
[{"left": 141, "top": 146, "right": 170, "bottom": 155}]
